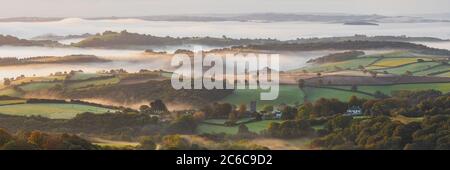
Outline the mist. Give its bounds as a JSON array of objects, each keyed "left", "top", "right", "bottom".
[{"left": 1, "top": 0, "right": 449, "bottom": 17}]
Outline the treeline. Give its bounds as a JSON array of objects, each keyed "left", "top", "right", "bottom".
[
  {"left": 25, "top": 98, "right": 119, "bottom": 110},
  {"left": 0, "top": 55, "right": 110, "bottom": 66},
  {"left": 0, "top": 129, "right": 98, "bottom": 150},
  {"left": 297, "top": 90, "right": 449, "bottom": 118},
  {"left": 235, "top": 41, "right": 450, "bottom": 55},
  {"left": 0, "top": 34, "right": 61, "bottom": 47},
  {"left": 73, "top": 30, "right": 280, "bottom": 48},
  {"left": 0, "top": 112, "right": 160, "bottom": 140},
  {"left": 311, "top": 115, "right": 449, "bottom": 150},
  {"left": 260, "top": 90, "right": 449, "bottom": 140},
  {"left": 307, "top": 51, "right": 365, "bottom": 64}
]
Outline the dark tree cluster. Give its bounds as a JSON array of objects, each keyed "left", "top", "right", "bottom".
[
  {"left": 0, "top": 129, "right": 97, "bottom": 150},
  {"left": 311, "top": 115, "right": 449, "bottom": 150},
  {"left": 264, "top": 120, "right": 314, "bottom": 138}
]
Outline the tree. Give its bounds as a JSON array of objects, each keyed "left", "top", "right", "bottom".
[
  {"left": 296, "top": 102, "right": 313, "bottom": 119},
  {"left": 139, "top": 136, "right": 156, "bottom": 150},
  {"left": 160, "top": 135, "right": 191, "bottom": 150},
  {"left": 1, "top": 140, "right": 37, "bottom": 150},
  {"left": 348, "top": 96, "right": 365, "bottom": 107},
  {"left": 192, "top": 111, "right": 206, "bottom": 121},
  {"left": 298, "top": 79, "right": 305, "bottom": 89},
  {"left": 168, "top": 115, "right": 198, "bottom": 133},
  {"left": 351, "top": 85, "right": 358, "bottom": 91},
  {"left": 3, "top": 78, "right": 11, "bottom": 86},
  {"left": 238, "top": 104, "right": 247, "bottom": 116},
  {"left": 150, "top": 99, "right": 168, "bottom": 113},
  {"left": 27, "top": 131, "right": 48, "bottom": 148},
  {"left": 262, "top": 105, "right": 274, "bottom": 113},
  {"left": 393, "top": 122, "right": 421, "bottom": 146},
  {"left": 139, "top": 105, "right": 150, "bottom": 113},
  {"left": 228, "top": 111, "right": 238, "bottom": 123},
  {"left": 238, "top": 124, "right": 250, "bottom": 134},
  {"left": 404, "top": 71, "right": 413, "bottom": 76},
  {"left": 0, "top": 129, "right": 13, "bottom": 147},
  {"left": 369, "top": 71, "right": 378, "bottom": 78},
  {"left": 326, "top": 115, "right": 353, "bottom": 131}
]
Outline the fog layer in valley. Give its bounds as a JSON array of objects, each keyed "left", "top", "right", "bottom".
[{"left": 2, "top": 19, "right": 450, "bottom": 40}]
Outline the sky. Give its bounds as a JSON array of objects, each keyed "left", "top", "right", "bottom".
[{"left": 0, "top": 0, "right": 449, "bottom": 17}]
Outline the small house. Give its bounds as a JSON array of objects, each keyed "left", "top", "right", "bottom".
[
  {"left": 345, "top": 106, "right": 362, "bottom": 116},
  {"left": 273, "top": 110, "right": 283, "bottom": 119}
]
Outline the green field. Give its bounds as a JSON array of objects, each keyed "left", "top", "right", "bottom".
[
  {"left": 222, "top": 85, "right": 379, "bottom": 109},
  {"left": 68, "top": 73, "right": 107, "bottom": 81},
  {"left": 197, "top": 120, "right": 282, "bottom": 135},
  {"left": 357, "top": 83, "right": 450, "bottom": 95},
  {"left": 0, "top": 100, "right": 26, "bottom": 105},
  {"left": 371, "top": 58, "right": 431, "bottom": 67},
  {"left": 66, "top": 77, "right": 120, "bottom": 90},
  {"left": 370, "top": 51, "right": 413, "bottom": 58},
  {"left": 303, "top": 87, "right": 373, "bottom": 102},
  {"left": 379, "top": 62, "right": 441, "bottom": 75},
  {"left": 435, "top": 71, "right": 450, "bottom": 77},
  {"left": 203, "top": 117, "right": 255, "bottom": 125},
  {"left": 302, "top": 57, "right": 379, "bottom": 72},
  {"left": 414, "top": 65, "right": 450, "bottom": 76},
  {"left": 222, "top": 85, "right": 304, "bottom": 109},
  {"left": 18, "top": 82, "right": 60, "bottom": 92},
  {"left": 11, "top": 76, "right": 65, "bottom": 85},
  {"left": 0, "top": 103, "right": 114, "bottom": 119},
  {"left": 0, "top": 88, "right": 22, "bottom": 97}
]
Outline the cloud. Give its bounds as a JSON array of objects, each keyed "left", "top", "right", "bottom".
[{"left": 0, "top": 0, "right": 448, "bottom": 17}]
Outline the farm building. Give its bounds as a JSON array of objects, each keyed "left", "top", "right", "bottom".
[{"left": 345, "top": 106, "right": 363, "bottom": 116}]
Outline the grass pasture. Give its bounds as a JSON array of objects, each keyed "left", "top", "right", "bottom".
[
  {"left": 435, "top": 71, "right": 450, "bottom": 77},
  {"left": 414, "top": 65, "right": 450, "bottom": 76},
  {"left": 0, "top": 103, "right": 114, "bottom": 119},
  {"left": 222, "top": 85, "right": 304, "bottom": 109},
  {"left": 379, "top": 62, "right": 441, "bottom": 75},
  {"left": 203, "top": 117, "right": 255, "bottom": 125},
  {"left": 371, "top": 57, "right": 431, "bottom": 67},
  {"left": 0, "top": 88, "right": 22, "bottom": 97},
  {"left": 11, "top": 76, "right": 65, "bottom": 85},
  {"left": 357, "top": 83, "right": 450, "bottom": 95},
  {"left": 0, "top": 100, "right": 26, "bottom": 106},
  {"left": 303, "top": 57, "right": 379, "bottom": 72},
  {"left": 197, "top": 120, "right": 282, "bottom": 135},
  {"left": 66, "top": 77, "right": 120, "bottom": 90},
  {"left": 68, "top": 73, "right": 108, "bottom": 81},
  {"left": 303, "top": 87, "right": 373, "bottom": 102},
  {"left": 18, "top": 82, "right": 60, "bottom": 92}
]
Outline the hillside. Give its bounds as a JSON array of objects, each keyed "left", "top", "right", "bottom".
[
  {"left": 231, "top": 41, "right": 450, "bottom": 55},
  {"left": 73, "top": 30, "right": 279, "bottom": 48},
  {"left": 0, "top": 55, "right": 110, "bottom": 66},
  {"left": 0, "top": 34, "right": 62, "bottom": 47}
]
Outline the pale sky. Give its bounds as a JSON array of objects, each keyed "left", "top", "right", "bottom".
[{"left": 0, "top": 0, "right": 449, "bottom": 17}]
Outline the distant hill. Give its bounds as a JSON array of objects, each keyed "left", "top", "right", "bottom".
[
  {"left": 0, "top": 34, "right": 63, "bottom": 47},
  {"left": 0, "top": 17, "right": 63, "bottom": 22},
  {"left": 72, "top": 30, "right": 450, "bottom": 49},
  {"left": 0, "top": 55, "right": 110, "bottom": 66},
  {"left": 287, "top": 35, "right": 448, "bottom": 44},
  {"left": 228, "top": 41, "right": 450, "bottom": 56},
  {"left": 31, "top": 33, "right": 94, "bottom": 41},
  {"left": 344, "top": 21, "right": 379, "bottom": 26},
  {"left": 73, "top": 30, "right": 280, "bottom": 48}
]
